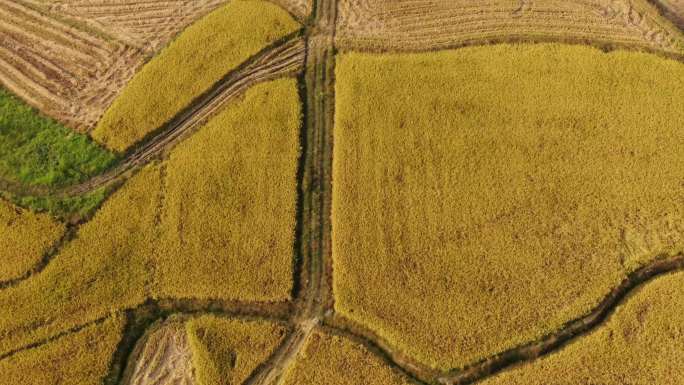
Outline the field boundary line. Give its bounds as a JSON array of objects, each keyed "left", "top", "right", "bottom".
[
  {"left": 0, "top": 34, "right": 307, "bottom": 200},
  {"left": 438, "top": 252, "right": 684, "bottom": 385}
]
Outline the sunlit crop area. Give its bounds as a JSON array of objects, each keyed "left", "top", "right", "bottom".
[
  {"left": 0, "top": 199, "right": 64, "bottom": 282},
  {"left": 0, "top": 79, "right": 301, "bottom": 356},
  {"left": 187, "top": 316, "right": 288, "bottom": 385},
  {"left": 0, "top": 315, "right": 124, "bottom": 385},
  {"left": 92, "top": 0, "right": 300, "bottom": 152},
  {"left": 480, "top": 271, "right": 684, "bottom": 384},
  {"left": 333, "top": 44, "right": 684, "bottom": 370},
  {"left": 282, "top": 330, "right": 412, "bottom": 385}
]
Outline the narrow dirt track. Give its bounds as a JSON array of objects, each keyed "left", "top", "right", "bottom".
[
  {"left": 241, "top": 0, "right": 338, "bottom": 384},
  {"left": 0, "top": 36, "right": 306, "bottom": 199}
]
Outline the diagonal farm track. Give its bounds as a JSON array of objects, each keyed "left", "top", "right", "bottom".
[
  {"left": 3, "top": 1, "right": 684, "bottom": 384},
  {"left": 0, "top": 35, "right": 306, "bottom": 199}
]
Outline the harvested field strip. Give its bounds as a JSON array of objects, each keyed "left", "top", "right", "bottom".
[
  {"left": 333, "top": 44, "right": 684, "bottom": 370},
  {"left": 37, "top": 0, "right": 228, "bottom": 50},
  {"left": 0, "top": 0, "right": 146, "bottom": 131},
  {"left": 186, "top": 315, "right": 289, "bottom": 385},
  {"left": 0, "top": 199, "right": 64, "bottom": 283},
  {"left": 0, "top": 37, "right": 305, "bottom": 199},
  {"left": 92, "top": 0, "right": 301, "bottom": 152},
  {"left": 281, "top": 329, "right": 414, "bottom": 385},
  {"left": 474, "top": 271, "right": 684, "bottom": 385},
  {"left": 0, "top": 315, "right": 124, "bottom": 385},
  {"left": 0, "top": 79, "right": 301, "bottom": 359},
  {"left": 0, "top": 87, "right": 116, "bottom": 188},
  {"left": 125, "top": 319, "right": 196, "bottom": 385},
  {"left": 336, "top": 0, "right": 684, "bottom": 53},
  {"left": 0, "top": 38, "right": 304, "bottom": 197}
]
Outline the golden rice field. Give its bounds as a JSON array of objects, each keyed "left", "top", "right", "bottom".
[
  {"left": 333, "top": 44, "right": 684, "bottom": 370},
  {"left": 186, "top": 316, "right": 288, "bottom": 385},
  {"left": 282, "top": 330, "right": 412, "bottom": 385},
  {"left": 336, "top": 0, "right": 684, "bottom": 53},
  {"left": 0, "top": 79, "right": 300, "bottom": 356},
  {"left": 480, "top": 271, "right": 684, "bottom": 385},
  {"left": 0, "top": 199, "right": 64, "bottom": 282},
  {"left": 92, "top": 0, "right": 300, "bottom": 152},
  {"left": 0, "top": 315, "right": 124, "bottom": 385},
  {"left": 4, "top": 0, "right": 684, "bottom": 382}
]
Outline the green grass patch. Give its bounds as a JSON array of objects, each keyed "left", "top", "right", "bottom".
[
  {"left": 0, "top": 88, "right": 116, "bottom": 188},
  {"left": 8, "top": 188, "right": 108, "bottom": 221}
]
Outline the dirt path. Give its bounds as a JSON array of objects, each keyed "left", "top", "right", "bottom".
[
  {"left": 0, "top": 35, "right": 306, "bottom": 199},
  {"left": 241, "top": 1, "right": 338, "bottom": 384}
]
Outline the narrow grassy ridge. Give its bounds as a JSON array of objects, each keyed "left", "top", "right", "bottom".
[
  {"left": 0, "top": 88, "right": 116, "bottom": 188},
  {"left": 282, "top": 330, "right": 413, "bottom": 385},
  {"left": 92, "top": 0, "right": 301, "bottom": 152},
  {"left": 333, "top": 44, "right": 684, "bottom": 370}
]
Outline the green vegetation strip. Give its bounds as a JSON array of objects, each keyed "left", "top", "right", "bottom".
[
  {"left": 92, "top": 0, "right": 300, "bottom": 152},
  {"left": 0, "top": 88, "right": 116, "bottom": 188},
  {"left": 333, "top": 43, "right": 684, "bottom": 370}
]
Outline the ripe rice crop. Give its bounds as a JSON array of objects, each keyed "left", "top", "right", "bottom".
[
  {"left": 480, "top": 271, "right": 684, "bottom": 385},
  {"left": 154, "top": 78, "right": 301, "bottom": 302},
  {"left": 186, "top": 315, "right": 288, "bottom": 385},
  {"left": 332, "top": 44, "right": 684, "bottom": 370},
  {"left": 0, "top": 315, "right": 124, "bottom": 385},
  {"left": 92, "top": 0, "right": 300, "bottom": 152},
  {"left": 336, "top": 0, "right": 684, "bottom": 53},
  {"left": 282, "top": 330, "right": 412, "bottom": 385},
  {"left": 0, "top": 199, "right": 64, "bottom": 282},
  {"left": 0, "top": 79, "right": 300, "bottom": 355}
]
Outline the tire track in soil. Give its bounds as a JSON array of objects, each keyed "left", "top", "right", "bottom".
[{"left": 0, "top": 35, "right": 306, "bottom": 200}]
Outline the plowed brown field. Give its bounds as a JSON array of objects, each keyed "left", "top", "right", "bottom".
[{"left": 336, "top": 0, "right": 684, "bottom": 52}]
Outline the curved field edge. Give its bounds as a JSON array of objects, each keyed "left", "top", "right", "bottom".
[
  {"left": 0, "top": 315, "right": 124, "bottom": 385},
  {"left": 472, "top": 270, "right": 684, "bottom": 385},
  {"left": 332, "top": 43, "right": 684, "bottom": 371},
  {"left": 91, "top": 0, "right": 301, "bottom": 153},
  {"left": 0, "top": 78, "right": 302, "bottom": 357}
]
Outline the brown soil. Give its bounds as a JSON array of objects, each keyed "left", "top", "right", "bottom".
[
  {"left": 336, "top": 0, "right": 684, "bottom": 53},
  {"left": 126, "top": 321, "right": 195, "bottom": 385}
]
